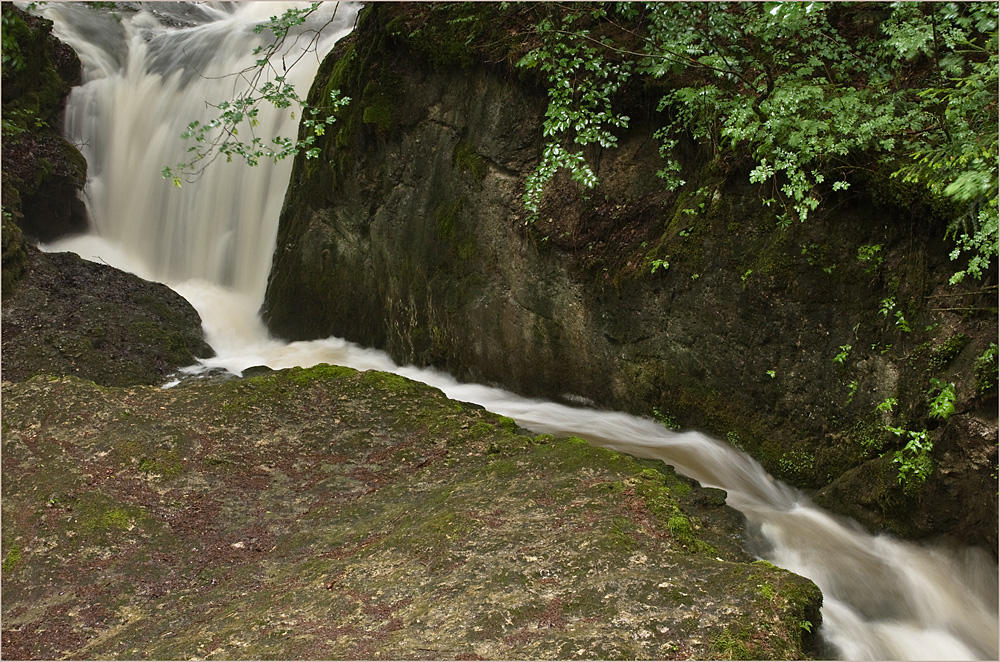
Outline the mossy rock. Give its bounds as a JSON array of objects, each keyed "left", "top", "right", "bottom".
[
  {"left": 2, "top": 4, "right": 88, "bottom": 242},
  {"left": 1, "top": 219, "right": 30, "bottom": 299},
  {"left": 1, "top": 246, "right": 213, "bottom": 386},
  {"left": 2, "top": 367, "right": 822, "bottom": 660}
]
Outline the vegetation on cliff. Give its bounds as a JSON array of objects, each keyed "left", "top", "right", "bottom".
[
  {"left": 263, "top": 2, "right": 997, "bottom": 551},
  {"left": 518, "top": 3, "right": 998, "bottom": 286},
  {"left": 175, "top": 3, "right": 997, "bottom": 287},
  {"left": 1, "top": 3, "right": 88, "bottom": 242}
]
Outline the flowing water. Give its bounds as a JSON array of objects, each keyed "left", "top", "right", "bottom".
[{"left": 36, "top": 3, "right": 999, "bottom": 659}]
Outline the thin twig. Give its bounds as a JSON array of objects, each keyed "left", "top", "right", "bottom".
[
  {"left": 931, "top": 306, "right": 996, "bottom": 312},
  {"left": 925, "top": 286, "right": 998, "bottom": 298}
]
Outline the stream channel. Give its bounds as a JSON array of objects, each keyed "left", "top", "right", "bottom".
[{"left": 35, "top": 2, "right": 999, "bottom": 659}]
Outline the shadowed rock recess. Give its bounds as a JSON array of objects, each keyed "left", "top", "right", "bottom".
[
  {"left": 1, "top": 367, "right": 821, "bottom": 660},
  {"left": 263, "top": 4, "right": 998, "bottom": 551}
]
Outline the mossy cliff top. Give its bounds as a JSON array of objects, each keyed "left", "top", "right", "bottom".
[{"left": 2, "top": 365, "right": 821, "bottom": 659}]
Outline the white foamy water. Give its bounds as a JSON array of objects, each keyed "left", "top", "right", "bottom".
[{"left": 38, "top": 3, "right": 999, "bottom": 659}]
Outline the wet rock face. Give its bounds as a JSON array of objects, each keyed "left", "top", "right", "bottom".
[
  {"left": 1, "top": 244, "right": 213, "bottom": 387},
  {"left": 1, "top": 4, "right": 89, "bottom": 242},
  {"left": 264, "top": 4, "right": 997, "bottom": 551},
  {"left": 1, "top": 367, "right": 822, "bottom": 660}
]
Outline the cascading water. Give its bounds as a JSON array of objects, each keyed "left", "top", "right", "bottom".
[{"left": 37, "top": 3, "right": 999, "bottom": 660}]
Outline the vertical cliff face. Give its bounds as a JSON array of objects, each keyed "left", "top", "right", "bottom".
[
  {"left": 264, "top": 5, "right": 998, "bottom": 551},
  {"left": 1, "top": 5, "right": 88, "bottom": 244}
]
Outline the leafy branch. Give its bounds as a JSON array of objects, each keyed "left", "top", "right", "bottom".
[
  {"left": 162, "top": 3, "right": 349, "bottom": 186},
  {"left": 517, "top": 2, "right": 997, "bottom": 283}
]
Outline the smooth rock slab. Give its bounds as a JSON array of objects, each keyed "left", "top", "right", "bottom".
[{"left": 1, "top": 365, "right": 821, "bottom": 659}]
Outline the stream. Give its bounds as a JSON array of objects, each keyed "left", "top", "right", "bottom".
[{"left": 36, "top": 2, "right": 999, "bottom": 659}]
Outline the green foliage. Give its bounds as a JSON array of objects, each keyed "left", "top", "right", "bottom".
[
  {"left": 974, "top": 343, "right": 998, "bottom": 393},
  {"left": 845, "top": 380, "right": 858, "bottom": 404},
  {"left": 878, "top": 297, "right": 896, "bottom": 318},
  {"left": 856, "top": 244, "right": 883, "bottom": 273},
  {"left": 163, "top": 4, "right": 350, "bottom": 184},
  {"left": 779, "top": 449, "right": 815, "bottom": 477},
  {"left": 518, "top": 2, "right": 997, "bottom": 281},
  {"left": 649, "top": 256, "right": 670, "bottom": 274},
  {"left": 1, "top": 8, "right": 27, "bottom": 72},
  {"left": 878, "top": 297, "right": 912, "bottom": 333},
  {"left": 886, "top": 427, "right": 934, "bottom": 491},
  {"left": 516, "top": 8, "right": 632, "bottom": 219},
  {"left": 927, "top": 378, "right": 957, "bottom": 421},
  {"left": 832, "top": 344, "right": 851, "bottom": 365},
  {"left": 652, "top": 406, "right": 680, "bottom": 431},
  {"left": 875, "top": 397, "right": 898, "bottom": 415}
]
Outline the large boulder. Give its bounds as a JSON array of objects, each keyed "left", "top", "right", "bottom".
[
  {"left": 1, "top": 242, "right": 213, "bottom": 387},
  {"left": 1, "top": 366, "right": 822, "bottom": 659},
  {"left": 263, "top": 4, "right": 997, "bottom": 551}
]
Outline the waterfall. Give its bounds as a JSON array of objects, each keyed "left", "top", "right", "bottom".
[
  {"left": 37, "top": 3, "right": 999, "bottom": 660},
  {"left": 43, "top": 1, "right": 355, "bottom": 301}
]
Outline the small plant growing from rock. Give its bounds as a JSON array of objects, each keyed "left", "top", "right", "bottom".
[{"left": 927, "top": 379, "right": 957, "bottom": 421}]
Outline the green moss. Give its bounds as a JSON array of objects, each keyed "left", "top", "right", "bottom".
[
  {"left": 711, "top": 626, "right": 753, "bottom": 659},
  {"left": 487, "top": 458, "right": 518, "bottom": 478},
  {"left": 778, "top": 449, "right": 815, "bottom": 480},
  {"left": 453, "top": 140, "right": 487, "bottom": 181},
  {"left": 852, "top": 415, "right": 889, "bottom": 454},
  {"left": 605, "top": 515, "right": 639, "bottom": 551},
  {"left": 138, "top": 451, "right": 182, "bottom": 479},
  {"left": 75, "top": 492, "right": 147, "bottom": 536},
  {"left": 360, "top": 81, "right": 396, "bottom": 134},
  {"left": 287, "top": 363, "right": 358, "bottom": 384},
  {"left": 974, "top": 343, "right": 998, "bottom": 393},
  {"left": 2, "top": 368, "right": 822, "bottom": 659},
  {"left": 127, "top": 320, "right": 197, "bottom": 363},
  {"left": 1, "top": 217, "right": 29, "bottom": 299},
  {"left": 435, "top": 199, "right": 462, "bottom": 240},
  {"left": 360, "top": 370, "right": 413, "bottom": 391},
  {"left": 929, "top": 334, "right": 969, "bottom": 370},
  {"left": 667, "top": 514, "right": 693, "bottom": 540},
  {"left": 456, "top": 237, "right": 477, "bottom": 261},
  {"left": 470, "top": 421, "right": 493, "bottom": 437},
  {"left": 361, "top": 97, "right": 395, "bottom": 133},
  {"left": 2, "top": 545, "right": 23, "bottom": 572}
]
